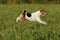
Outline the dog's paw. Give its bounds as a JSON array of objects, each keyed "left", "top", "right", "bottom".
[{"left": 43, "top": 21, "right": 47, "bottom": 25}]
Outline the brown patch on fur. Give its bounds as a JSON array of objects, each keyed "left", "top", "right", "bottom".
[
  {"left": 40, "top": 9, "right": 46, "bottom": 15},
  {"left": 20, "top": 14, "right": 25, "bottom": 21}
]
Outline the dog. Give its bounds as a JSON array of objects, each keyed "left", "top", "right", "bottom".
[{"left": 16, "top": 9, "right": 47, "bottom": 25}]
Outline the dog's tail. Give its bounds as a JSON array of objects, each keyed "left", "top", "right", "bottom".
[{"left": 16, "top": 17, "right": 20, "bottom": 22}]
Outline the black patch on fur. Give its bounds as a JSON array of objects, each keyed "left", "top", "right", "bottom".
[
  {"left": 23, "top": 10, "right": 26, "bottom": 17},
  {"left": 22, "top": 10, "right": 31, "bottom": 17},
  {"left": 27, "top": 13, "right": 31, "bottom": 17}
]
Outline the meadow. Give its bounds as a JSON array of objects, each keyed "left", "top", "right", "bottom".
[{"left": 0, "top": 4, "right": 60, "bottom": 40}]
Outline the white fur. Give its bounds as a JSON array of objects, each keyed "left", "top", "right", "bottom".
[
  {"left": 25, "top": 10, "right": 47, "bottom": 25},
  {"left": 16, "top": 17, "right": 20, "bottom": 22}
]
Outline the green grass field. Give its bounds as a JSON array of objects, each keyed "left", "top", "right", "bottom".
[{"left": 0, "top": 4, "right": 60, "bottom": 40}]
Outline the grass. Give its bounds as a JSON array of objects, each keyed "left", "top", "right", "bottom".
[{"left": 0, "top": 4, "right": 60, "bottom": 40}]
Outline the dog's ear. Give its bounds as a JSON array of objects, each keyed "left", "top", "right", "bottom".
[{"left": 40, "top": 9, "right": 46, "bottom": 15}]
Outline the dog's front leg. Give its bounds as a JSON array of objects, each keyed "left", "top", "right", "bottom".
[{"left": 36, "top": 18, "right": 47, "bottom": 25}]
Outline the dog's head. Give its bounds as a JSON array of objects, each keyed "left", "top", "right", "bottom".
[
  {"left": 40, "top": 9, "right": 46, "bottom": 16},
  {"left": 16, "top": 10, "right": 27, "bottom": 22}
]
